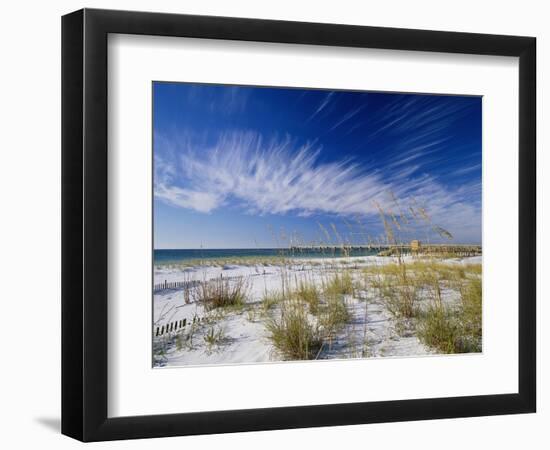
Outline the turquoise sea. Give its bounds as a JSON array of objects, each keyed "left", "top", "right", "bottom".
[{"left": 154, "top": 248, "right": 379, "bottom": 265}]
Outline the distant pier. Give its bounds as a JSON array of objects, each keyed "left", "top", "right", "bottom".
[{"left": 289, "top": 241, "right": 482, "bottom": 257}]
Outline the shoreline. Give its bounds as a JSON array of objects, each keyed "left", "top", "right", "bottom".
[
  {"left": 154, "top": 254, "right": 482, "bottom": 281},
  {"left": 153, "top": 245, "right": 482, "bottom": 270}
]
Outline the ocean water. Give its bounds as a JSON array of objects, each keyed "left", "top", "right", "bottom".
[{"left": 154, "top": 248, "right": 379, "bottom": 266}]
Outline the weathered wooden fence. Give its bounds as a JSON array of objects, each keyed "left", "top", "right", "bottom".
[
  {"left": 154, "top": 274, "right": 246, "bottom": 293},
  {"left": 153, "top": 279, "right": 200, "bottom": 292},
  {"left": 154, "top": 316, "right": 204, "bottom": 337}
]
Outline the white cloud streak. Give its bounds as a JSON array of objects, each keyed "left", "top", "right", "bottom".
[
  {"left": 307, "top": 92, "right": 334, "bottom": 122},
  {"left": 329, "top": 104, "right": 367, "bottom": 131},
  {"left": 154, "top": 131, "right": 481, "bottom": 242}
]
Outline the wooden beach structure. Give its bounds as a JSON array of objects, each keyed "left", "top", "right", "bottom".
[{"left": 289, "top": 241, "right": 481, "bottom": 257}]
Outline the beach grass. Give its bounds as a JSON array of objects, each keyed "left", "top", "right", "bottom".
[
  {"left": 319, "top": 292, "right": 350, "bottom": 338},
  {"left": 365, "top": 259, "right": 482, "bottom": 353},
  {"left": 323, "top": 271, "right": 355, "bottom": 297},
  {"left": 416, "top": 280, "right": 481, "bottom": 355},
  {"left": 295, "top": 277, "right": 321, "bottom": 314},
  {"left": 195, "top": 275, "right": 249, "bottom": 311},
  {"left": 266, "top": 298, "right": 322, "bottom": 360}
]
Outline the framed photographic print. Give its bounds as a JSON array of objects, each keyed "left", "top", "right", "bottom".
[{"left": 62, "top": 8, "right": 536, "bottom": 442}]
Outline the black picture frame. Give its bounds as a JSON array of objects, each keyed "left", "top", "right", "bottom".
[{"left": 62, "top": 8, "right": 536, "bottom": 442}]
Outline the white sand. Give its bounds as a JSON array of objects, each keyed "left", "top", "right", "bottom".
[{"left": 153, "top": 255, "right": 481, "bottom": 367}]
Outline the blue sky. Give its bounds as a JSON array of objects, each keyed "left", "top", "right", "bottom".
[{"left": 153, "top": 82, "right": 481, "bottom": 249}]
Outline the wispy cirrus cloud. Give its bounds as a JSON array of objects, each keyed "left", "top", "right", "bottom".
[
  {"left": 154, "top": 130, "right": 481, "bottom": 241},
  {"left": 329, "top": 104, "right": 368, "bottom": 132},
  {"left": 307, "top": 92, "right": 335, "bottom": 122},
  {"left": 364, "top": 95, "right": 475, "bottom": 147},
  {"left": 451, "top": 162, "right": 482, "bottom": 176}
]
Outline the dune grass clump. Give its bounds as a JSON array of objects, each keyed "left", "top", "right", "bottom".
[
  {"left": 196, "top": 275, "right": 249, "bottom": 311},
  {"left": 324, "top": 271, "right": 355, "bottom": 298},
  {"left": 464, "top": 263, "right": 482, "bottom": 276},
  {"left": 266, "top": 299, "right": 322, "bottom": 360},
  {"left": 365, "top": 259, "right": 482, "bottom": 350},
  {"left": 265, "top": 270, "right": 352, "bottom": 359},
  {"left": 417, "top": 276, "right": 481, "bottom": 353},
  {"left": 368, "top": 264, "right": 418, "bottom": 319},
  {"left": 319, "top": 294, "right": 350, "bottom": 337},
  {"left": 386, "top": 283, "right": 419, "bottom": 319},
  {"left": 295, "top": 278, "right": 321, "bottom": 314},
  {"left": 409, "top": 261, "right": 464, "bottom": 283},
  {"left": 203, "top": 326, "right": 226, "bottom": 351},
  {"left": 416, "top": 304, "right": 460, "bottom": 353},
  {"left": 261, "top": 290, "right": 284, "bottom": 313},
  {"left": 457, "top": 277, "right": 482, "bottom": 351}
]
